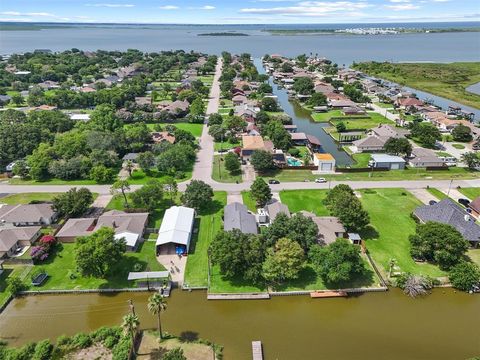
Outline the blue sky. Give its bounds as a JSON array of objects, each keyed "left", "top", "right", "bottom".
[{"left": 0, "top": 0, "right": 478, "bottom": 24}]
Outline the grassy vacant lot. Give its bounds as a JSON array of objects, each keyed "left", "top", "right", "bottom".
[
  {"left": 311, "top": 109, "right": 366, "bottom": 123},
  {"left": 374, "top": 102, "right": 394, "bottom": 109},
  {"left": 458, "top": 187, "right": 480, "bottom": 199},
  {"left": 211, "top": 155, "right": 242, "bottom": 183},
  {"left": 353, "top": 62, "right": 480, "bottom": 109},
  {"left": 330, "top": 112, "right": 391, "bottom": 131},
  {"left": 184, "top": 192, "right": 227, "bottom": 288},
  {"left": 27, "top": 241, "right": 164, "bottom": 291},
  {"left": 128, "top": 168, "right": 192, "bottom": 185},
  {"left": 427, "top": 188, "right": 448, "bottom": 200},
  {"left": 279, "top": 189, "right": 329, "bottom": 215},
  {"left": 468, "top": 249, "right": 480, "bottom": 267},
  {"left": 359, "top": 188, "right": 444, "bottom": 278},
  {"left": 214, "top": 140, "right": 240, "bottom": 151},
  {"left": 350, "top": 153, "right": 371, "bottom": 168},
  {"left": 0, "top": 193, "right": 60, "bottom": 204},
  {"left": 241, "top": 191, "right": 257, "bottom": 212},
  {"left": 124, "top": 122, "right": 204, "bottom": 137},
  {"left": 209, "top": 265, "right": 265, "bottom": 293}
]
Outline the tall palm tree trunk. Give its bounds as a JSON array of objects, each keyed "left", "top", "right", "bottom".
[{"left": 158, "top": 313, "right": 162, "bottom": 339}]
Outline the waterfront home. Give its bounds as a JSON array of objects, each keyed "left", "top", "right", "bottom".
[
  {"left": 369, "top": 154, "right": 406, "bottom": 170},
  {"left": 235, "top": 104, "right": 258, "bottom": 121},
  {"left": 395, "top": 97, "right": 424, "bottom": 111},
  {"left": 306, "top": 135, "right": 322, "bottom": 152},
  {"left": 351, "top": 135, "right": 388, "bottom": 153},
  {"left": 223, "top": 202, "right": 258, "bottom": 234},
  {"left": 151, "top": 131, "right": 175, "bottom": 144},
  {"left": 283, "top": 124, "right": 298, "bottom": 133},
  {"left": 369, "top": 124, "right": 410, "bottom": 139},
  {"left": 290, "top": 132, "right": 308, "bottom": 145},
  {"left": 36, "top": 80, "right": 60, "bottom": 90},
  {"left": 342, "top": 106, "right": 366, "bottom": 116},
  {"left": 56, "top": 210, "right": 149, "bottom": 250},
  {"left": 301, "top": 212, "right": 345, "bottom": 245},
  {"left": 413, "top": 199, "right": 480, "bottom": 247},
  {"left": 329, "top": 99, "right": 357, "bottom": 109},
  {"left": 156, "top": 206, "right": 195, "bottom": 255},
  {"left": 0, "top": 204, "right": 57, "bottom": 226},
  {"left": 241, "top": 135, "right": 273, "bottom": 159},
  {"left": 313, "top": 153, "right": 336, "bottom": 172},
  {"left": 0, "top": 226, "right": 42, "bottom": 258},
  {"left": 265, "top": 202, "right": 291, "bottom": 223},
  {"left": 409, "top": 148, "right": 445, "bottom": 168}
]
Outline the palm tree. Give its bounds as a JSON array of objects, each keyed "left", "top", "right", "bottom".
[
  {"left": 148, "top": 293, "right": 167, "bottom": 339},
  {"left": 125, "top": 160, "right": 134, "bottom": 177},
  {"left": 122, "top": 313, "right": 140, "bottom": 356},
  {"left": 111, "top": 180, "right": 131, "bottom": 207}
]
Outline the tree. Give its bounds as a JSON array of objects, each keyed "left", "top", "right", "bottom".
[
  {"left": 137, "top": 151, "right": 155, "bottom": 172},
  {"left": 32, "top": 340, "right": 53, "bottom": 360},
  {"left": 307, "top": 92, "right": 327, "bottom": 107},
  {"left": 328, "top": 192, "right": 369, "bottom": 231},
  {"left": 163, "top": 176, "right": 178, "bottom": 205},
  {"left": 250, "top": 178, "right": 272, "bottom": 207},
  {"left": 461, "top": 152, "right": 480, "bottom": 169},
  {"left": 147, "top": 293, "right": 167, "bottom": 339},
  {"left": 410, "top": 123, "right": 441, "bottom": 148},
  {"left": 335, "top": 122, "right": 346, "bottom": 133},
  {"left": 89, "top": 104, "right": 123, "bottom": 132},
  {"left": 163, "top": 348, "right": 187, "bottom": 360},
  {"left": 75, "top": 227, "right": 126, "bottom": 277},
  {"left": 224, "top": 152, "right": 240, "bottom": 173},
  {"left": 448, "top": 261, "right": 480, "bottom": 291},
  {"left": 262, "top": 238, "right": 305, "bottom": 284},
  {"left": 409, "top": 221, "right": 469, "bottom": 270},
  {"left": 90, "top": 165, "right": 116, "bottom": 183},
  {"left": 324, "top": 184, "right": 355, "bottom": 207},
  {"left": 6, "top": 276, "right": 26, "bottom": 296},
  {"left": 250, "top": 150, "right": 274, "bottom": 172},
  {"left": 261, "top": 97, "right": 279, "bottom": 112},
  {"left": 181, "top": 180, "right": 213, "bottom": 210},
  {"left": 130, "top": 179, "right": 163, "bottom": 211},
  {"left": 262, "top": 120, "right": 291, "bottom": 150},
  {"left": 384, "top": 137, "right": 412, "bottom": 157},
  {"left": 27, "top": 143, "right": 55, "bottom": 180},
  {"left": 395, "top": 273, "right": 433, "bottom": 298},
  {"left": 111, "top": 180, "right": 131, "bottom": 207},
  {"left": 12, "top": 160, "right": 29, "bottom": 179},
  {"left": 121, "top": 313, "right": 140, "bottom": 356},
  {"left": 451, "top": 124, "right": 472, "bottom": 142},
  {"left": 208, "top": 113, "right": 223, "bottom": 126},
  {"left": 52, "top": 187, "right": 94, "bottom": 217},
  {"left": 292, "top": 77, "right": 314, "bottom": 95},
  {"left": 309, "top": 239, "right": 365, "bottom": 284}
]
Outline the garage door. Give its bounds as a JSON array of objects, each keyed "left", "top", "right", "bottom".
[
  {"left": 321, "top": 163, "right": 332, "bottom": 171},
  {"left": 391, "top": 163, "right": 400, "bottom": 170}
]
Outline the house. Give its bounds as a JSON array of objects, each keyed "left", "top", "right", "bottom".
[
  {"left": 235, "top": 105, "right": 257, "bottom": 121},
  {"left": 290, "top": 132, "right": 308, "bottom": 145},
  {"left": 351, "top": 136, "right": 388, "bottom": 153},
  {"left": 369, "top": 154, "right": 406, "bottom": 170},
  {"left": 370, "top": 124, "right": 410, "bottom": 139},
  {"left": 348, "top": 233, "right": 362, "bottom": 245},
  {"left": 232, "top": 94, "right": 247, "bottom": 106},
  {"left": 313, "top": 153, "right": 336, "bottom": 172},
  {"left": 329, "top": 99, "right": 357, "bottom": 108},
  {"left": 0, "top": 95, "right": 11, "bottom": 105},
  {"left": 395, "top": 97, "right": 424, "bottom": 110},
  {"left": 223, "top": 202, "right": 258, "bottom": 234},
  {"left": 135, "top": 97, "right": 151, "bottom": 106},
  {"left": 342, "top": 106, "right": 366, "bottom": 116},
  {"left": 33, "top": 105, "right": 57, "bottom": 111},
  {"left": 158, "top": 100, "right": 189, "bottom": 115},
  {"left": 56, "top": 210, "right": 149, "bottom": 250},
  {"left": 468, "top": 197, "right": 480, "bottom": 218},
  {"left": 301, "top": 212, "right": 345, "bottom": 245},
  {"left": 246, "top": 123, "right": 261, "bottom": 136},
  {"left": 156, "top": 206, "right": 195, "bottom": 255},
  {"left": 413, "top": 199, "right": 480, "bottom": 247},
  {"left": 241, "top": 135, "right": 270, "bottom": 159},
  {"left": 151, "top": 131, "right": 175, "bottom": 144},
  {"left": 265, "top": 202, "right": 290, "bottom": 223},
  {"left": 122, "top": 153, "right": 139, "bottom": 163},
  {"left": 0, "top": 226, "right": 42, "bottom": 258},
  {"left": 0, "top": 204, "right": 57, "bottom": 226},
  {"left": 409, "top": 148, "right": 445, "bottom": 168}
]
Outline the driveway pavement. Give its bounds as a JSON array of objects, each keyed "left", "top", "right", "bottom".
[
  {"left": 227, "top": 192, "right": 243, "bottom": 204},
  {"left": 156, "top": 253, "right": 187, "bottom": 286},
  {"left": 408, "top": 188, "right": 438, "bottom": 205}
]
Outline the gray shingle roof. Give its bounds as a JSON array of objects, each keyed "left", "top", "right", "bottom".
[
  {"left": 224, "top": 202, "right": 258, "bottom": 234},
  {"left": 413, "top": 198, "right": 480, "bottom": 243}
]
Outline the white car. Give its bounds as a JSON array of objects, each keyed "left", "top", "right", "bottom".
[{"left": 315, "top": 178, "right": 327, "bottom": 183}]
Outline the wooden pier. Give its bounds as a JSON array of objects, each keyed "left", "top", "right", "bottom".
[
  {"left": 310, "top": 290, "right": 347, "bottom": 298},
  {"left": 252, "top": 341, "right": 263, "bottom": 360},
  {"left": 207, "top": 293, "right": 270, "bottom": 300}
]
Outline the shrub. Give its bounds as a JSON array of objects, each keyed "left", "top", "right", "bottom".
[
  {"left": 31, "top": 246, "right": 49, "bottom": 261},
  {"left": 71, "top": 333, "right": 92, "bottom": 349},
  {"left": 6, "top": 276, "right": 26, "bottom": 296},
  {"left": 112, "top": 336, "right": 131, "bottom": 360},
  {"left": 288, "top": 148, "right": 300, "bottom": 157},
  {"left": 133, "top": 263, "right": 144, "bottom": 272},
  {"left": 449, "top": 261, "right": 480, "bottom": 291},
  {"left": 32, "top": 340, "right": 53, "bottom": 360}
]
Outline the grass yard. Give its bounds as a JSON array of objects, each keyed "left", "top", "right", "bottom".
[
  {"left": 351, "top": 153, "right": 371, "bottom": 168},
  {"left": 124, "top": 122, "right": 204, "bottom": 137},
  {"left": 0, "top": 264, "right": 31, "bottom": 308},
  {"left": 209, "top": 265, "right": 266, "bottom": 293},
  {"left": 426, "top": 188, "right": 449, "bottom": 200},
  {"left": 214, "top": 140, "right": 240, "bottom": 151},
  {"left": 0, "top": 193, "right": 60, "bottom": 204},
  {"left": 184, "top": 192, "right": 227, "bottom": 288},
  {"left": 211, "top": 155, "right": 242, "bottom": 183},
  {"left": 128, "top": 168, "right": 192, "bottom": 185},
  {"left": 374, "top": 102, "right": 394, "bottom": 109},
  {"left": 311, "top": 110, "right": 346, "bottom": 122},
  {"left": 452, "top": 143, "right": 466, "bottom": 149},
  {"left": 359, "top": 188, "right": 445, "bottom": 278},
  {"left": 9, "top": 178, "right": 98, "bottom": 185},
  {"left": 28, "top": 241, "right": 164, "bottom": 291},
  {"left": 353, "top": 62, "right": 480, "bottom": 109},
  {"left": 330, "top": 112, "right": 391, "bottom": 131},
  {"left": 458, "top": 187, "right": 480, "bottom": 199},
  {"left": 468, "top": 249, "right": 480, "bottom": 267},
  {"left": 241, "top": 191, "right": 257, "bottom": 212},
  {"left": 259, "top": 169, "right": 317, "bottom": 182},
  {"left": 279, "top": 189, "right": 330, "bottom": 215}
]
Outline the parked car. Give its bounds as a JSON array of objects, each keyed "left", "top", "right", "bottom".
[
  {"left": 428, "top": 200, "right": 437, "bottom": 206},
  {"left": 268, "top": 179, "right": 280, "bottom": 184},
  {"left": 458, "top": 198, "right": 470, "bottom": 207},
  {"left": 315, "top": 178, "right": 327, "bottom": 183}
]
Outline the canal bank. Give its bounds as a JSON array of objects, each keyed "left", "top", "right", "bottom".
[{"left": 0, "top": 288, "right": 478, "bottom": 359}]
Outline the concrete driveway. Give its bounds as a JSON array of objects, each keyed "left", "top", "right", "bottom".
[
  {"left": 408, "top": 188, "right": 438, "bottom": 205},
  {"left": 156, "top": 253, "right": 187, "bottom": 286}
]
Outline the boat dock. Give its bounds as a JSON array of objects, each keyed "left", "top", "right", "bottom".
[
  {"left": 310, "top": 290, "right": 348, "bottom": 298},
  {"left": 252, "top": 341, "right": 263, "bottom": 360},
  {"left": 207, "top": 293, "right": 270, "bottom": 300}
]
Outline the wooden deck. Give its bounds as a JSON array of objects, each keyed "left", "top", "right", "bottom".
[
  {"left": 252, "top": 341, "right": 263, "bottom": 360},
  {"left": 207, "top": 293, "right": 270, "bottom": 300},
  {"left": 310, "top": 290, "right": 348, "bottom": 298}
]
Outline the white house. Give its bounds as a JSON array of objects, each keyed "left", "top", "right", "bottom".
[
  {"left": 313, "top": 153, "right": 336, "bottom": 172},
  {"left": 156, "top": 206, "right": 195, "bottom": 255}
]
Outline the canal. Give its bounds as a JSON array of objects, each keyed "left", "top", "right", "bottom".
[
  {"left": 254, "top": 58, "right": 354, "bottom": 166},
  {"left": 0, "top": 289, "right": 479, "bottom": 359}
]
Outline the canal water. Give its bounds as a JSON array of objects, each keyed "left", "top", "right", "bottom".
[
  {"left": 254, "top": 59, "right": 354, "bottom": 166},
  {"left": 0, "top": 289, "right": 478, "bottom": 359}
]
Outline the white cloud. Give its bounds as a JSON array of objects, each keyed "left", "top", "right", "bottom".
[
  {"left": 158, "top": 5, "right": 179, "bottom": 10},
  {"left": 384, "top": 3, "right": 420, "bottom": 10},
  {"left": 188, "top": 5, "right": 216, "bottom": 10},
  {"left": 1, "top": 11, "right": 56, "bottom": 17},
  {"left": 86, "top": 3, "right": 135, "bottom": 7},
  {"left": 240, "top": 1, "right": 372, "bottom": 16},
  {"left": 389, "top": 0, "right": 411, "bottom": 3}
]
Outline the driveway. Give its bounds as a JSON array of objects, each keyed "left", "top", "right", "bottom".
[
  {"left": 408, "top": 188, "right": 438, "bottom": 205},
  {"left": 156, "top": 253, "right": 187, "bottom": 286},
  {"left": 227, "top": 192, "right": 243, "bottom": 204}
]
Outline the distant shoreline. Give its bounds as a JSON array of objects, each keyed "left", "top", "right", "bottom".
[{"left": 198, "top": 32, "right": 249, "bottom": 37}]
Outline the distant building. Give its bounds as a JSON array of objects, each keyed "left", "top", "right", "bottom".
[
  {"left": 313, "top": 153, "right": 336, "bottom": 172},
  {"left": 0, "top": 204, "right": 57, "bottom": 226},
  {"left": 0, "top": 226, "right": 42, "bottom": 258}
]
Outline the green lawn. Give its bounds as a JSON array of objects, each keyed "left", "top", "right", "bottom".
[
  {"left": 211, "top": 155, "right": 242, "bottom": 183},
  {"left": 26, "top": 241, "right": 164, "bottom": 291},
  {"left": 359, "top": 188, "right": 445, "bottom": 278},
  {"left": 452, "top": 143, "right": 466, "bottom": 149},
  {"left": 311, "top": 110, "right": 345, "bottom": 122},
  {"left": 351, "top": 153, "right": 371, "bottom": 168},
  {"left": 458, "top": 187, "right": 480, "bottom": 199},
  {"left": 468, "top": 249, "right": 480, "bottom": 267},
  {"left": 279, "top": 189, "right": 330, "bottom": 215},
  {"left": 241, "top": 191, "right": 257, "bottom": 212},
  {"left": 259, "top": 169, "right": 317, "bottom": 182},
  {"left": 0, "top": 264, "right": 31, "bottom": 308},
  {"left": 0, "top": 193, "right": 60, "bottom": 204},
  {"left": 209, "top": 265, "right": 266, "bottom": 293},
  {"left": 330, "top": 112, "right": 391, "bottom": 131},
  {"left": 9, "top": 178, "right": 98, "bottom": 185},
  {"left": 426, "top": 188, "right": 448, "bottom": 200},
  {"left": 124, "top": 122, "right": 204, "bottom": 138},
  {"left": 213, "top": 140, "right": 240, "bottom": 151},
  {"left": 127, "top": 168, "right": 192, "bottom": 185},
  {"left": 184, "top": 192, "right": 227, "bottom": 288},
  {"left": 374, "top": 102, "right": 394, "bottom": 109}
]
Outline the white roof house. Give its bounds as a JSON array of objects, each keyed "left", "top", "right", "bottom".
[
  {"left": 115, "top": 231, "right": 139, "bottom": 248},
  {"left": 70, "top": 113, "right": 90, "bottom": 121},
  {"left": 156, "top": 206, "right": 195, "bottom": 253}
]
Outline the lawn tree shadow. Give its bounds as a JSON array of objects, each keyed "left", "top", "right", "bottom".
[
  {"left": 187, "top": 218, "right": 201, "bottom": 255},
  {"left": 274, "top": 266, "right": 317, "bottom": 292},
  {"left": 360, "top": 225, "right": 379, "bottom": 240},
  {"left": 179, "top": 331, "right": 199, "bottom": 342},
  {"left": 148, "top": 348, "right": 168, "bottom": 360},
  {"left": 198, "top": 199, "right": 223, "bottom": 216}
]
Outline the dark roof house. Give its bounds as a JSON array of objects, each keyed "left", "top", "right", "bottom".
[{"left": 224, "top": 202, "right": 257, "bottom": 234}]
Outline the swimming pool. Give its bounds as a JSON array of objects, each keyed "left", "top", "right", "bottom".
[{"left": 287, "top": 157, "right": 302, "bottom": 166}]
